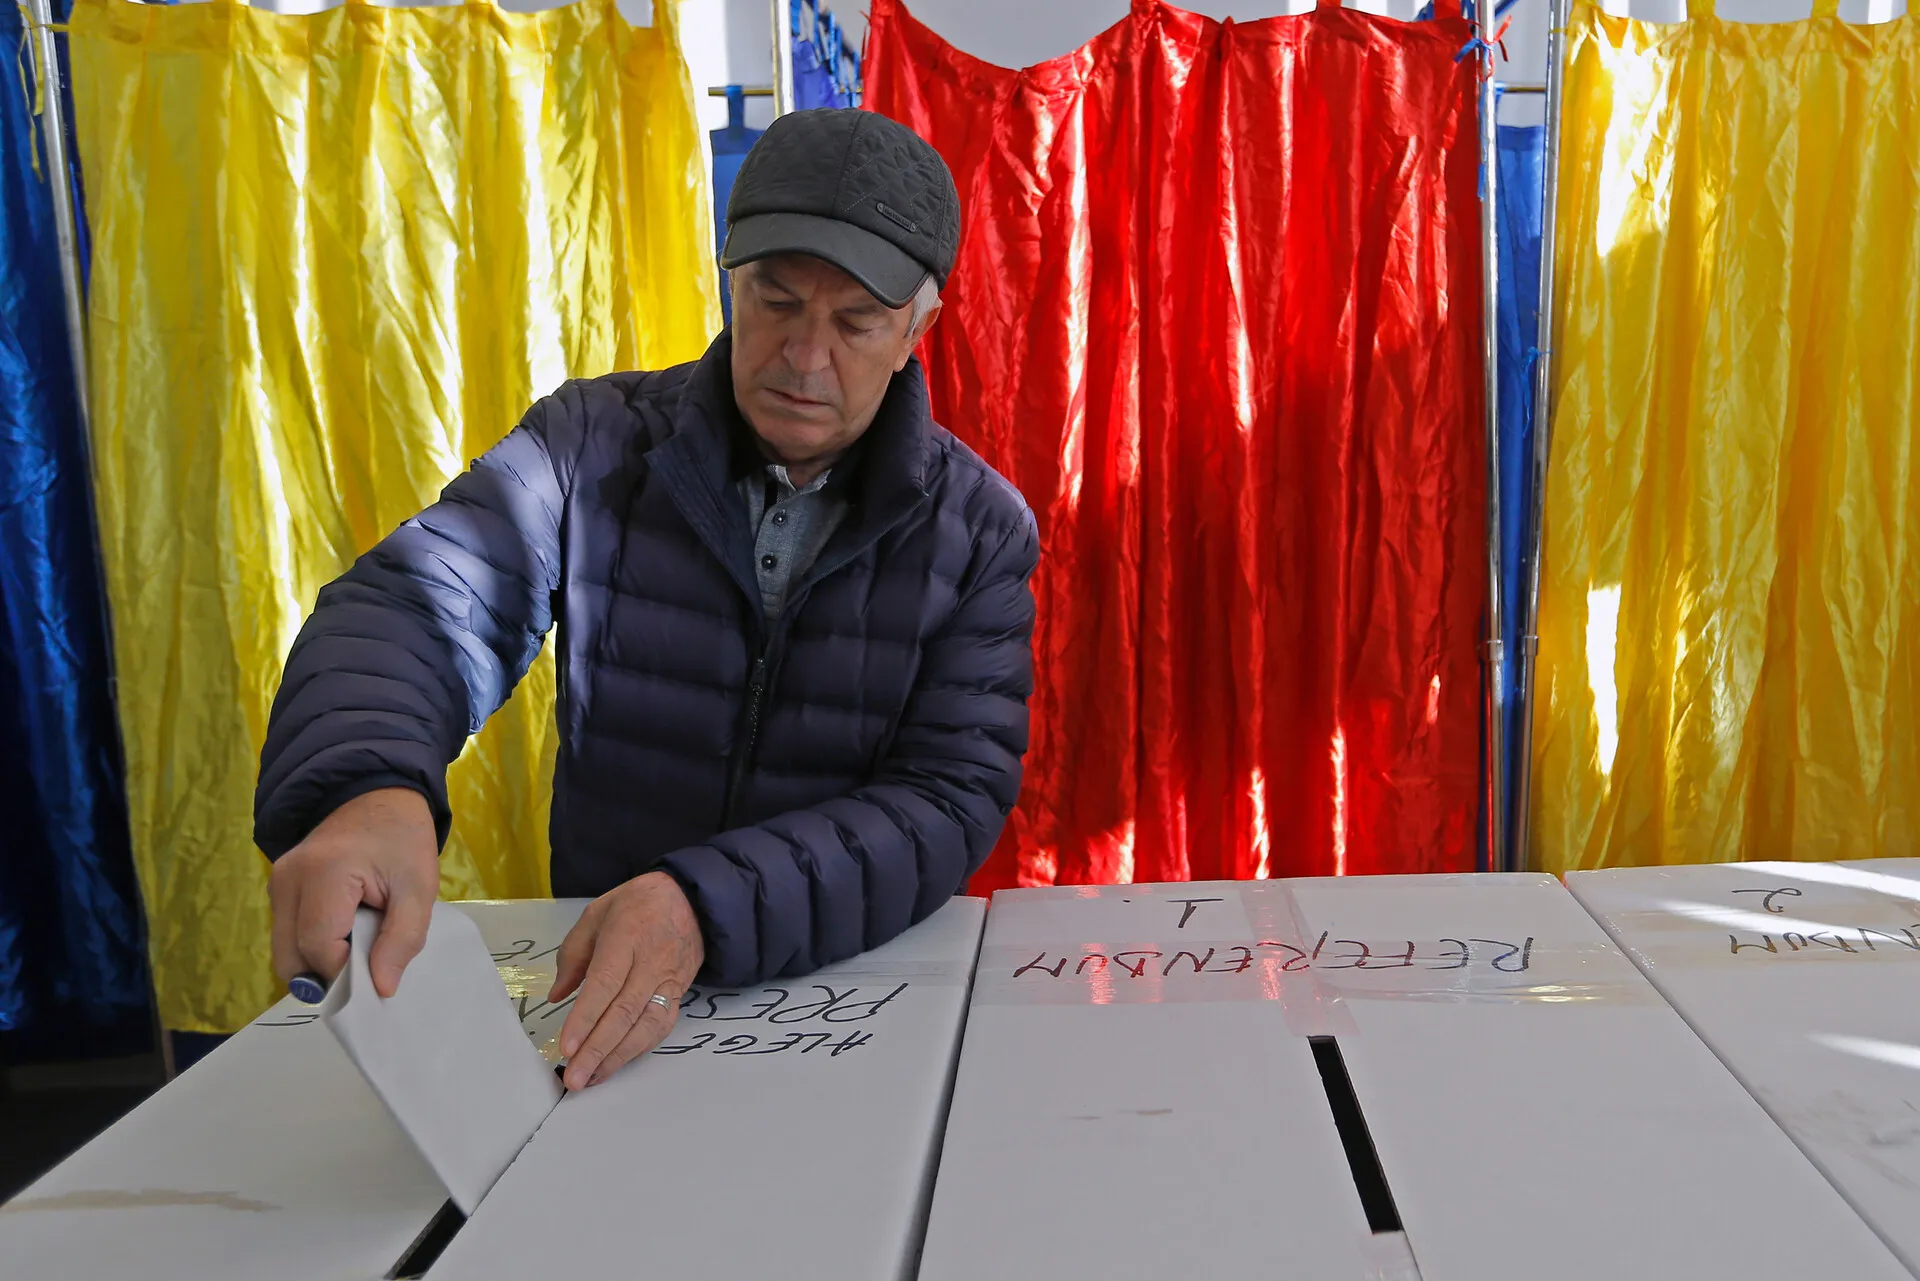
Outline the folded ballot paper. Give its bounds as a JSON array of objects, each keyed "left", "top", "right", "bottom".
[{"left": 319, "top": 904, "right": 563, "bottom": 1214}]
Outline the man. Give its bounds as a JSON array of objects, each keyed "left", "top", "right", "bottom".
[{"left": 254, "top": 109, "right": 1036, "bottom": 1093}]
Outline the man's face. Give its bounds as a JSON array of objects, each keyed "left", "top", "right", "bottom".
[{"left": 730, "top": 255, "right": 937, "bottom": 474}]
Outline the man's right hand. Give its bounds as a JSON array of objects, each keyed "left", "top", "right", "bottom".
[{"left": 268, "top": 787, "right": 441, "bottom": 998}]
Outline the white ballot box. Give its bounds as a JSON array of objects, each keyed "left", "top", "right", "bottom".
[
  {"left": 1286, "top": 872, "right": 1909, "bottom": 1280},
  {"left": 1568, "top": 859, "right": 1920, "bottom": 1276},
  {"left": 917, "top": 875, "right": 1911, "bottom": 1281},
  {"left": 916, "top": 881, "right": 1403, "bottom": 1281},
  {"left": 0, "top": 898, "right": 590, "bottom": 1281},
  {"left": 429, "top": 896, "right": 985, "bottom": 1281}
]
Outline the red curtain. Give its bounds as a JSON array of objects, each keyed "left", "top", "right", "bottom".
[{"left": 866, "top": 0, "right": 1485, "bottom": 890}]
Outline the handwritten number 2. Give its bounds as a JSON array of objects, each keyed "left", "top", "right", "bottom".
[{"left": 1733, "top": 887, "right": 1803, "bottom": 914}]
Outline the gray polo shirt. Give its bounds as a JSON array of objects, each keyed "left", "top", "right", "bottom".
[{"left": 739, "top": 463, "right": 849, "bottom": 621}]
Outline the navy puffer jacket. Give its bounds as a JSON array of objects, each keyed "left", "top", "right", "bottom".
[{"left": 255, "top": 334, "right": 1037, "bottom": 984}]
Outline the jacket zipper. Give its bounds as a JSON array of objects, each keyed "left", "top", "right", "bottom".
[
  {"left": 721, "top": 647, "right": 771, "bottom": 829},
  {"left": 713, "top": 489, "right": 923, "bottom": 831}
]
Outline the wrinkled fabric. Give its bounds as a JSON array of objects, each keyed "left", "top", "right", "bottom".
[
  {"left": 1496, "top": 122, "right": 1545, "bottom": 819},
  {"left": 0, "top": 0, "right": 148, "bottom": 1055},
  {"left": 1533, "top": 0, "right": 1920, "bottom": 870},
  {"left": 68, "top": 0, "right": 719, "bottom": 1032},
  {"left": 866, "top": 0, "right": 1486, "bottom": 888},
  {"left": 256, "top": 338, "right": 1037, "bottom": 986}
]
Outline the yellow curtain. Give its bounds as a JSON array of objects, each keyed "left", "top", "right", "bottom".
[
  {"left": 1533, "top": 0, "right": 1920, "bottom": 872},
  {"left": 69, "top": 0, "right": 720, "bottom": 1032}
]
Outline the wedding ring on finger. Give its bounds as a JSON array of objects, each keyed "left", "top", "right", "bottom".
[{"left": 648, "top": 993, "right": 672, "bottom": 1011}]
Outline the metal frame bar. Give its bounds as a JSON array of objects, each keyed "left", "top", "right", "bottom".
[
  {"left": 1477, "top": 6, "right": 1508, "bottom": 874},
  {"left": 770, "top": 0, "right": 796, "bottom": 116},
  {"left": 26, "top": 0, "right": 89, "bottom": 434},
  {"left": 1509, "top": 0, "right": 1572, "bottom": 873}
]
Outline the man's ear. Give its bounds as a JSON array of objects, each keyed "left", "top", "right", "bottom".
[{"left": 895, "top": 301, "right": 942, "bottom": 371}]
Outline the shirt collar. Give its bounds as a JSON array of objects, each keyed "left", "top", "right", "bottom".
[
  {"left": 727, "top": 397, "right": 868, "bottom": 500},
  {"left": 763, "top": 462, "right": 833, "bottom": 496}
]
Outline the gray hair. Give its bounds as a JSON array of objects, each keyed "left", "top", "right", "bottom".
[
  {"left": 908, "top": 275, "right": 942, "bottom": 330},
  {"left": 733, "top": 256, "right": 940, "bottom": 329}
]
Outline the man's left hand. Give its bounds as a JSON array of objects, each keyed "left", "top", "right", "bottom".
[{"left": 549, "top": 871, "right": 705, "bottom": 1091}]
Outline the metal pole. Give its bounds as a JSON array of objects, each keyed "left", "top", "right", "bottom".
[
  {"left": 1478, "top": 10, "right": 1507, "bottom": 874},
  {"left": 25, "top": 0, "right": 90, "bottom": 432},
  {"left": 769, "top": 0, "right": 796, "bottom": 117},
  {"left": 1509, "top": 0, "right": 1572, "bottom": 874}
]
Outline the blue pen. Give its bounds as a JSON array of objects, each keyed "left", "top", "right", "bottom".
[{"left": 290, "top": 930, "right": 354, "bottom": 1004}]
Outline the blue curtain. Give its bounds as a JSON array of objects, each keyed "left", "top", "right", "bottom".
[
  {"left": 0, "top": 2, "right": 150, "bottom": 1061},
  {"left": 1495, "top": 121, "right": 1545, "bottom": 834}
]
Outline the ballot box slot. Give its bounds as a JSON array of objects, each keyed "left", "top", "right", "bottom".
[
  {"left": 387, "top": 1198, "right": 467, "bottom": 1278},
  {"left": 1309, "top": 1035, "right": 1402, "bottom": 1234}
]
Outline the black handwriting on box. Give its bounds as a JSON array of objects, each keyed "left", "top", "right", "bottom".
[
  {"left": 1011, "top": 936, "right": 1535, "bottom": 980},
  {"left": 1728, "top": 927, "right": 1920, "bottom": 956},
  {"left": 1730, "top": 887, "right": 1803, "bottom": 914},
  {"left": 678, "top": 983, "right": 910, "bottom": 1024},
  {"left": 654, "top": 1030, "right": 873, "bottom": 1057},
  {"left": 1110, "top": 896, "right": 1227, "bottom": 930},
  {"left": 490, "top": 939, "right": 562, "bottom": 965}
]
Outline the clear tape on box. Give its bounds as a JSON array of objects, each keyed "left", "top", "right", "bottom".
[
  {"left": 1600, "top": 904, "right": 1920, "bottom": 970},
  {"left": 971, "top": 880, "right": 1660, "bottom": 1043}
]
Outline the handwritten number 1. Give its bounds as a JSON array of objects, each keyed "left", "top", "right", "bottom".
[{"left": 1172, "top": 897, "right": 1225, "bottom": 929}]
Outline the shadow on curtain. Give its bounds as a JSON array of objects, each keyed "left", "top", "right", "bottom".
[
  {"left": 0, "top": 0, "right": 149, "bottom": 1062},
  {"left": 867, "top": 0, "right": 1487, "bottom": 889},
  {"left": 1533, "top": 0, "right": 1920, "bottom": 870},
  {"left": 68, "top": 0, "right": 719, "bottom": 1033}
]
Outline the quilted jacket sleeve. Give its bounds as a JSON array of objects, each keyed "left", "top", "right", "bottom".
[
  {"left": 661, "top": 505, "right": 1039, "bottom": 985},
  {"left": 253, "top": 388, "right": 581, "bottom": 857}
]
